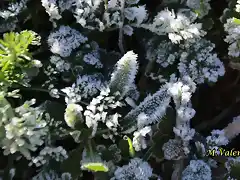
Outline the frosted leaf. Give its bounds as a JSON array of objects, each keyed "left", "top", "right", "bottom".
[
  {"left": 0, "top": 0, "right": 28, "bottom": 19},
  {"left": 109, "top": 51, "right": 138, "bottom": 97},
  {"left": 142, "top": 9, "right": 206, "bottom": 43},
  {"left": 123, "top": 25, "right": 134, "bottom": 36},
  {"left": 162, "top": 139, "right": 184, "bottom": 160},
  {"left": 206, "top": 129, "right": 229, "bottom": 146},
  {"left": 186, "top": 0, "right": 211, "bottom": 18},
  {"left": 74, "top": 74, "right": 105, "bottom": 99},
  {"left": 224, "top": 18, "right": 240, "bottom": 57},
  {"left": 48, "top": 26, "right": 88, "bottom": 57},
  {"left": 83, "top": 51, "right": 103, "bottom": 68},
  {"left": 123, "top": 86, "right": 170, "bottom": 133},
  {"left": 182, "top": 160, "right": 212, "bottom": 180},
  {"left": 132, "top": 126, "right": 152, "bottom": 151},
  {"left": 41, "top": 0, "right": 62, "bottom": 22},
  {"left": 124, "top": 6, "right": 148, "bottom": 25},
  {"left": 111, "top": 158, "right": 152, "bottom": 180}
]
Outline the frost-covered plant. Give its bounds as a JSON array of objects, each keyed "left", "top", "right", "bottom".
[
  {"left": 206, "top": 115, "right": 240, "bottom": 147},
  {"left": 132, "top": 126, "right": 152, "bottom": 151},
  {"left": 0, "top": 0, "right": 29, "bottom": 20},
  {"left": 223, "top": 0, "right": 240, "bottom": 58},
  {"left": 0, "top": 97, "right": 48, "bottom": 160},
  {"left": 145, "top": 37, "right": 225, "bottom": 84},
  {"left": 182, "top": 160, "right": 212, "bottom": 180},
  {"left": 64, "top": 103, "right": 83, "bottom": 128},
  {"left": 0, "top": 0, "right": 238, "bottom": 179},
  {"left": 41, "top": 0, "right": 62, "bottom": 26},
  {"left": 32, "top": 170, "right": 72, "bottom": 180},
  {"left": 111, "top": 158, "right": 153, "bottom": 180},
  {"left": 141, "top": 8, "right": 206, "bottom": 43},
  {"left": 109, "top": 51, "right": 138, "bottom": 97},
  {"left": 29, "top": 146, "right": 68, "bottom": 167},
  {"left": 185, "top": 0, "right": 211, "bottom": 19},
  {"left": 47, "top": 25, "right": 88, "bottom": 57}
]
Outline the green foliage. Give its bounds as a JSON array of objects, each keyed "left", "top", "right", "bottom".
[{"left": 0, "top": 30, "right": 41, "bottom": 89}]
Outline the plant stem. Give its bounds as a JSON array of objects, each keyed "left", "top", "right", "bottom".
[{"left": 118, "top": 0, "right": 125, "bottom": 55}]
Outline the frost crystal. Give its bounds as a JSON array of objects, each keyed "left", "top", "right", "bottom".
[
  {"left": 48, "top": 26, "right": 88, "bottom": 57},
  {"left": 61, "top": 86, "right": 82, "bottom": 104},
  {"left": 182, "top": 160, "right": 212, "bottom": 180},
  {"left": 111, "top": 158, "right": 153, "bottom": 180}
]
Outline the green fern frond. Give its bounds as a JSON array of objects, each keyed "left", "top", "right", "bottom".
[{"left": 0, "top": 30, "right": 41, "bottom": 88}]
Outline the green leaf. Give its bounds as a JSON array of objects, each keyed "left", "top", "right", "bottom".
[
  {"left": 123, "top": 135, "right": 135, "bottom": 157},
  {"left": 233, "top": 17, "right": 240, "bottom": 25},
  {"left": 0, "top": 30, "right": 41, "bottom": 88},
  {"left": 81, "top": 163, "right": 109, "bottom": 172}
]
